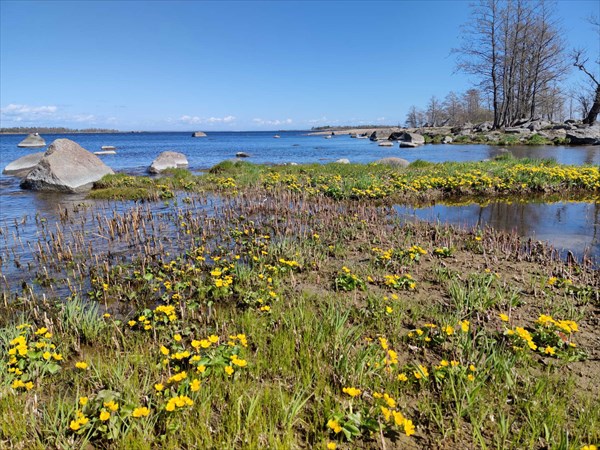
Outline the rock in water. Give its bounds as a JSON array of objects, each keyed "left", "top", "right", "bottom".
[
  {"left": 192, "top": 131, "right": 207, "bottom": 137},
  {"left": 335, "top": 158, "right": 350, "bottom": 164},
  {"left": 148, "top": 151, "right": 189, "bottom": 173},
  {"left": 17, "top": 133, "right": 46, "bottom": 148},
  {"left": 378, "top": 141, "right": 394, "bottom": 147},
  {"left": 374, "top": 157, "right": 409, "bottom": 168},
  {"left": 21, "top": 139, "right": 114, "bottom": 192},
  {"left": 236, "top": 152, "right": 250, "bottom": 158},
  {"left": 397, "top": 132, "right": 425, "bottom": 146},
  {"left": 3, "top": 152, "right": 45, "bottom": 177}
]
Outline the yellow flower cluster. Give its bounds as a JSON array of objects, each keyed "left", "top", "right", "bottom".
[{"left": 165, "top": 395, "right": 193, "bottom": 412}]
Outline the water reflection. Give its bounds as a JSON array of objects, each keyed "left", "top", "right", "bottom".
[{"left": 394, "top": 199, "right": 599, "bottom": 262}]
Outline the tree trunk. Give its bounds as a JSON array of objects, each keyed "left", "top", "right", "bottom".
[{"left": 583, "top": 84, "right": 600, "bottom": 125}]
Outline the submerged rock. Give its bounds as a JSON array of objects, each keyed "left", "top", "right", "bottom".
[
  {"left": 148, "top": 151, "right": 189, "bottom": 174},
  {"left": 17, "top": 133, "right": 46, "bottom": 148},
  {"left": 378, "top": 141, "right": 394, "bottom": 147},
  {"left": 3, "top": 152, "right": 44, "bottom": 177},
  {"left": 21, "top": 139, "right": 114, "bottom": 192},
  {"left": 236, "top": 152, "right": 250, "bottom": 158}
]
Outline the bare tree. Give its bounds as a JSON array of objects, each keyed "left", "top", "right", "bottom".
[
  {"left": 572, "top": 16, "right": 600, "bottom": 124},
  {"left": 455, "top": 0, "right": 567, "bottom": 128},
  {"left": 405, "top": 106, "right": 425, "bottom": 128},
  {"left": 425, "top": 96, "right": 444, "bottom": 127},
  {"left": 443, "top": 91, "right": 464, "bottom": 125}
]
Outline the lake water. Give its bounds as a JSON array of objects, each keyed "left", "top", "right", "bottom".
[{"left": 0, "top": 131, "right": 599, "bottom": 264}]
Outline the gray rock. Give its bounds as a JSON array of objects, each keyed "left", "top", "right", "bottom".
[
  {"left": 148, "top": 151, "right": 189, "bottom": 174},
  {"left": 17, "top": 133, "right": 46, "bottom": 148},
  {"left": 21, "top": 139, "right": 114, "bottom": 192},
  {"left": 192, "top": 131, "right": 206, "bottom": 137},
  {"left": 378, "top": 141, "right": 394, "bottom": 147},
  {"left": 527, "top": 120, "right": 550, "bottom": 131},
  {"left": 474, "top": 121, "right": 493, "bottom": 132},
  {"left": 504, "top": 127, "right": 531, "bottom": 134},
  {"left": 451, "top": 122, "right": 473, "bottom": 134},
  {"left": 399, "top": 141, "right": 419, "bottom": 148},
  {"left": 236, "top": 152, "right": 250, "bottom": 158},
  {"left": 374, "top": 157, "right": 409, "bottom": 168},
  {"left": 566, "top": 125, "right": 600, "bottom": 145},
  {"left": 442, "top": 136, "right": 453, "bottom": 144},
  {"left": 3, "top": 152, "right": 44, "bottom": 177},
  {"left": 335, "top": 158, "right": 350, "bottom": 164},
  {"left": 398, "top": 132, "right": 425, "bottom": 145}
]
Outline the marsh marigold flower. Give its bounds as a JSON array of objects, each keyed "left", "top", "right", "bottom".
[
  {"left": 342, "top": 387, "right": 361, "bottom": 397},
  {"left": 132, "top": 407, "right": 150, "bottom": 418}
]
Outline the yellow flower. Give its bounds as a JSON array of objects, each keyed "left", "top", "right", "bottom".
[
  {"left": 327, "top": 419, "right": 342, "bottom": 433},
  {"left": 132, "top": 407, "right": 150, "bottom": 418},
  {"left": 499, "top": 313, "right": 509, "bottom": 322},
  {"left": 224, "top": 366, "right": 234, "bottom": 376},
  {"left": 443, "top": 325, "right": 454, "bottom": 335},
  {"left": 173, "top": 334, "right": 182, "bottom": 342},
  {"left": 128, "top": 320, "right": 136, "bottom": 327},
  {"left": 403, "top": 419, "right": 416, "bottom": 436},
  {"left": 397, "top": 373, "right": 408, "bottom": 382},
  {"left": 460, "top": 320, "right": 470, "bottom": 332},
  {"left": 99, "top": 410, "right": 111, "bottom": 421},
  {"left": 580, "top": 446, "right": 597, "bottom": 450},
  {"left": 467, "top": 374, "right": 475, "bottom": 381},
  {"left": 79, "top": 397, "right": 88, "bottom": 406},
  {"left": 75, "top": 361, "right": 88, "bottom": 370},
  {"left": 327, "top": 443, "right": 337, "bottom": 450},
  {"left": 160, "top": 345, "right": 170, "bottom": 355},
  {"left": 104, "top": 400, "right": 119, "bottom": 412},
  {"left": 208, "top": 335, "right": 219, "bottom": 344},
  {"left": 154, "top": 383, "right": 164, "bottom": 392},
  {"left": 43, "top": 351, "right": 51, "bottom": 360},
  {"left": 544, "top": 346, "right": 556, "bottom": 355},
  {"left": 103, "top": 313, "right": 111, "bottom": 318},
  {"left": 386, "top": 306, "right": 393, "bottom": 314},
  {"left": 342, "top": 387, "right": 361, "bottom": 397},
  {"left": 35, "top": 327, "right": 48, "bottom": 335},
  {"left": 52, "top": 353, "right": 63, "bottom": 361},
  {"left": 190, "top": 379, "right": 201, "bottom": 392},
  {"left": 197, "top": 365, "right": 207, "bottom": 374},
  {"left": 69, "top": 420, "right": 81, "bottom": 431}
]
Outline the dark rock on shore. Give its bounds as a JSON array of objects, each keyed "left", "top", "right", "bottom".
[
  {"left": 148, "top": 151, "right": 189, "bottom": 173},
  {"left": 21, "top": 139, "right": 114, "bottom": 192},
  {"left": 17, "top": 133, "right": 46, "bottom": 148},
  {"left": 398, "top": 132, "right": 425, "bottom": 146},
  {"left": 3, "top": 152, "right": 44, "bottom": 177},
  {"left": 566, "top": 125, "right": 600, "bottom": 145}
]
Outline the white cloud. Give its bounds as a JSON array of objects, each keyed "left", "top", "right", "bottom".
[
  {"left": 308, "top": 116, "right": 328, "bottom": 124},
  {"left": 72, "top": 114, "right": 96, "bottom": 123},
  {"left": 179, "top": 115, "right": 236, "bottom": 125},
  {"left": 252, "top": 118, "right": 293, "bottom": 126},
  {"left": 1, "top": 104, "right": 58, "bottom": 122}
]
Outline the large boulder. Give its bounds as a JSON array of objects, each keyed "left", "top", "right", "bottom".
[
  {"left": 21, "top": 139, "right": 114, "bottom": 192},
  {"left": 567, "top": 125, "right": 600, "bottom": 145},
  {"left": 374, "top": 157, "right": 409, "bottom": 168},
  {"left": 17, "top": 133, "right": 46, "bottom": 148},
  {"left": 3, "top": 152, "right": 44, "bottom": 177},
  {"left": 451, "top": 122, "right": 473, "bottom": 134},
  {"left": 369, "top": 129, "right": 392, "bottom": 141},
  {"left": 397, "top": 132, "right": 425, "bottom": 146},
  {"left": 192, "top": 131, "right": 206, "bottom": 137},
  {"left": 148, "top": 151, "right": 189, "bottom": 173}
]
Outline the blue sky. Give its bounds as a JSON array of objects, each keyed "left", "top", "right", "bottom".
[{"left": 1, "top": 0, "right": 598, "bottom": 131}]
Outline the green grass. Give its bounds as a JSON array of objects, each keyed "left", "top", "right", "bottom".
[{"left": 1, "top": 167, "right": 599, "bottom": 449}]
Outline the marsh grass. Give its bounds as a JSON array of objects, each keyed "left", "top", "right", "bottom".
[{"left": 1, "top": 163, "right": 599, "bottom": 449}]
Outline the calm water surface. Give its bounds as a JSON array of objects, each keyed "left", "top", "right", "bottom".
[{"left": 1, "top": 131, "right": 599, "bottom": 263}]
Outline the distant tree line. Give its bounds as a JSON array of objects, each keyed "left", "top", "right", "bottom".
[
  {"left": 406, "top": 0, "right": 598, "bottom": 129},
  {"left": 0, "top": 127, "right": 119, "bottom": 134}
]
